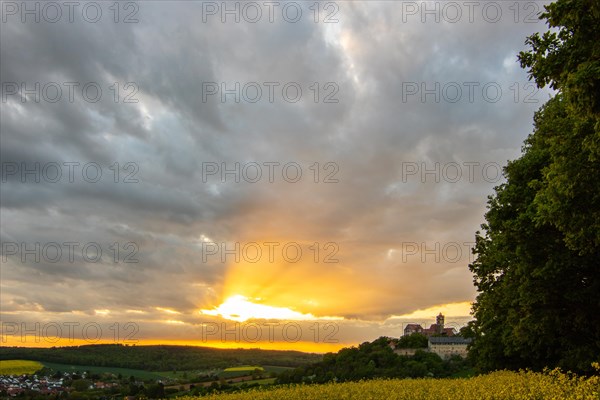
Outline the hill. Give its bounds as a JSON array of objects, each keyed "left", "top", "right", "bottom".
[
  {"left": 277, "top": 337, "right": 471, "bottom": 383},
  {"left": 0, "top": 345, "right": 321, "bottom": 372}
]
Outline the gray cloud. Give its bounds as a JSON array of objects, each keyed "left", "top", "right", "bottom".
[{"left": 1, "top": 1, "right": 553, "bottom": 346}]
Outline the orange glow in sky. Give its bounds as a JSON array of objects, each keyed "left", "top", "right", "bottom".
[{"left": 200, "top": 294, "right": 343, "bottom": 322}]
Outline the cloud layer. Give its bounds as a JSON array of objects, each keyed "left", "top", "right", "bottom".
[{"left": 1, "top": 1, "right": 552, "bottom": 349}]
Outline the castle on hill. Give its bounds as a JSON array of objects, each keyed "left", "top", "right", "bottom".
[
  {"left": 403, "top": 313, "right": 456, "bottom": 337},
  {"left": 395, "top": 313, "right": 471, "bottom": 359}
]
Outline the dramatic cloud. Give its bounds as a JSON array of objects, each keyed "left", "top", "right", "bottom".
[{"left": 1, "top": 1, "right": 552, "bottom": 350}]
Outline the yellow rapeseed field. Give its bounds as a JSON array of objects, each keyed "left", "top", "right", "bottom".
[
  {"left": 181, "top": 367, "right": 600, "bottom": 400},
  {"left": 0, "top": 360, "right": 44, "bottom": 375}
]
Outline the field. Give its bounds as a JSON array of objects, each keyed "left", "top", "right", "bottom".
[
  {"left": 41, "top": 362, "right": 168, "bottom": 380},
  {"left": 155, "top": 369, "right": 216, "bottom": 380},
  {"left": 1, "top": 359, "right": 289, "bottom": 383},
  {"left": 0, "top": 360, "right": 44, "bottom": 375},
  {"left": 180, "top": 369, "right": 600, "bottom": 400},
  {"left": 218, "top": 366, "right": 265, "bottom": 379},
  {"left": 218, "top": 365, "right": 265, "bottom": 379},
  {"left": 223, "top": 366, "right": 264, "bottom": 372},
  {"left": 261, "top": 365, "right": 293, "bottom": 374}
]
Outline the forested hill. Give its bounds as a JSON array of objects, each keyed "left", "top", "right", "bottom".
[
  {"left": 276, "top": 337, "right": 471, "bottom": 384},
  {"left": 0, "top": 344, "right": 322, "bottom": 371}
]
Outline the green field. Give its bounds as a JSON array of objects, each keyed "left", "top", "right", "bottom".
[
  {"left": 223, "top": 366, "right": 264, "bottom": 372},
  {"left": 0, "top": 360, "right": 44, "bottom": 375},
  {"left": 218, "top": 366, "right": 265, "bottom": 379},
  {"left": 261, "top": 365, "right": 292, "bottom": 374},
  {"left": 41, "top": 362, "right": 168, "bottom": 380},
  {"left": 1, "top": 360, "right": 288, "bottom": 382},
  {"left": 155, "top": 369, "right": 217, "bottom": 380}
]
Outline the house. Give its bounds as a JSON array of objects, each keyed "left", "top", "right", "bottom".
[
  {"left": 428, "top": 336, "right": 471, "bottom": 359},
  {"left": 403, "top": 313, "right": 456, "bottom": 337},
  {"left": 403, "top": 323, "right": 423, "bottom": 336}
]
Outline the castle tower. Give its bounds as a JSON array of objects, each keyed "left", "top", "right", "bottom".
[{"left": 436, "top": 313, "right": 444, "bottom": 335}]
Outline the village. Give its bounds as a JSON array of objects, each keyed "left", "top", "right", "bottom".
[
  {"left": 1, "top": 372, "right": 68, "bottom": 397},
  {"left": 0, "top": 371, "right": 122, "bottom": 397}
]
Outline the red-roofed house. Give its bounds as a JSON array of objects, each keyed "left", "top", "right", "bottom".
[{"left": 403, "top": 313, "right": 455, "bottom": 337}]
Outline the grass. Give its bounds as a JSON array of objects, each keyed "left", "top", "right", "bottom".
[
  {"left": 156, "top": 370, "right": 216, "bottom": 380},
  {"left": 41, "top": 362, "right": 168, "bottom": 380},
  {"left": 223, "top": 366, "right": 264, "bottom": 372},
  {"left": 261, "top": 366, "right": 293, "bottom": 374},
  {"left": 0, "top": 360, "right": 44, "bottom": 375}
]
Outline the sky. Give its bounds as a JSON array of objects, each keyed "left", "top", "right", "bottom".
[{"left": 0, "top": 0, "right": 553, "bottom": 352}]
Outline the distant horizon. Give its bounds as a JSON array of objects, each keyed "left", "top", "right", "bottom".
[{"left": 1, "top": 309, "right": 473, "bottom": 354}]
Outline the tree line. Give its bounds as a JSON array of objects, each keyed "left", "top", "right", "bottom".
[{"left": 0, "top": 344, "right": 321, "bottom": 371}]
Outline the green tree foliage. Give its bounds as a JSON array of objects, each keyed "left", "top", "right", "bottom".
[
  {"left": 0, "top": 344, "right": 321, "bottom": 371},
  {"left": 145, "top": 383, "right": 165, "bottom": 398},
  {"left": 71, "top": 379, "right": 92, "bottom": 392},
  {"left": 395, "top": 333, "right": 428, "bottom": 349},
  {"left": 518, "top": 0, "right": 600, "bottom": 253},
  {"left": 276, "top": 337, "right": 470, "bottom": 384},
  {"left": 519, "top": 0, "right": 600, "bottom": 116},
  {"left": 469, "top": 0, "right": 600, "bottom": 374}
]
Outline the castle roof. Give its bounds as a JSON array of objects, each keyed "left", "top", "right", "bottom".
[{"left": 429, "top": 336, "right": 472, "bottom": 345}]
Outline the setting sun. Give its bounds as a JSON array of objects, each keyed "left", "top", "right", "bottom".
[{"left": 200, "top": 294, "right": 337, "bottom": 322}]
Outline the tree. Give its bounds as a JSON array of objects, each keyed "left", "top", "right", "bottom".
[
  {"left": 396, "top": 333, "right": 428, "bottom": 349},
  {"left": 128, "top": 382, "right": 141, "bottom": 396},
  {"left": 71, "top": 379, "right": 92, "bottom": 392},
  {"left": 518, "top": 0, "right": 600, "bottom": 116},
  {"left": 469, "top": 95, "right": 600, "bottom": 373},
  {"left": 518, "top": 0, "right": 600, "bottom": 254},
  {"left": 145, "top": 383, "right": 165, "bottom": 399},
  {"left": 469, "top": 0, "right": 600, "bottom": 374}
]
